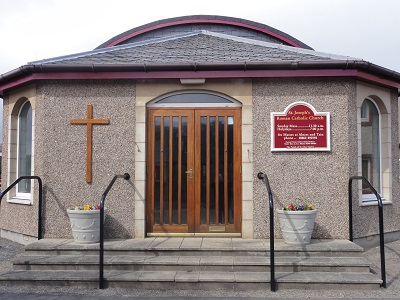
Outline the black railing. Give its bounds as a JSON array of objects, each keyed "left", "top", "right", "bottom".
[
  {"left": 257, "top": 172, "right": 276, "bottom": 292},
  {"left": 0, "top": 176, "right": 43, "bottom": 240},
  {"left": 99, "top": 173, "right": 130, "bottom": 289},
  {"left": 348, "top": 176, "right": 386, "bottom": 288}
]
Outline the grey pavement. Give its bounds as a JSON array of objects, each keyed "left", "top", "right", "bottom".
[
  {"left": 0, "top": 294, "right": 280, "bottom": 300},
  {"left": 0, "top": 238, "right": 400, "bottom": 299}
]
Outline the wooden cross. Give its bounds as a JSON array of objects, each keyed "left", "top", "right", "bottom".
[{"left": 70, "top": 104, "right": 109, "bottom": 183}]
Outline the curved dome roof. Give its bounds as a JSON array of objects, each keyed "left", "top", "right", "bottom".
[{"left": 96, "top": 15, "right": 313, "bottom": 50}]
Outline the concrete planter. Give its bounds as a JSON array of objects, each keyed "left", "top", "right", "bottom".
[
  {"left": 277, "top": 209, "right": 318, "bottom": 245},
  {"left": 67, "top": 209, "right": 106, "bottom": 244}
]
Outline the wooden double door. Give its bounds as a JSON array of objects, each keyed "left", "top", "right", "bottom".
[{"left": 146, "top": 108, "right": 242, "bottom": 234}]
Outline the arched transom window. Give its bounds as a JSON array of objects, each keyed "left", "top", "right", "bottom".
[{"left": 147, "top": 91, "right": 242, "bottom": 107}]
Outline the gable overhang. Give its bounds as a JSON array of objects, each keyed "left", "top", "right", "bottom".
[{"left": 1, "top": 61, "right": 399, "bottom": 95}]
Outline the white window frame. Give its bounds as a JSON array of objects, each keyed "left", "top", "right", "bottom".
[
  {"left": 16, "top": 101, "right": 32, "bottom": 199},
  {"left": 360, "top": 98, "right": 383, "bottom": 204},
  {"left": 8, "top": 99, "right": 34, "bottom": 205},
  {"left": 360, "top": 102, "right": 370, "bottom": 123}
]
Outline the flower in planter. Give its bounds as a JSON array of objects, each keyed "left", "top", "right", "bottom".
[
  {"left": 69, "top": 204, "right": 101, "bottom": 210},
  {"left": 282, "top": 198, "right": 314, "bottom": 211}
]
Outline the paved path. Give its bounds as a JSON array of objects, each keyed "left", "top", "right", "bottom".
[
  {"left": 0, "top": 238, "right": 400, "bottom": 299},
  {"left": 1, "top": 294, "right": 276, "bottom": 300}
]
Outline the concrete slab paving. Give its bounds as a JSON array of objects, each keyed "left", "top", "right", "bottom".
[
  {"left": 108, "top": 238, "right": 154, "bottom": 250},
  {"left": 138, "top": 271, "right": 176, "bottom": 282},
  {"left": 199, "top": 256, "right": 234, "bottom": 265},
  {"left": 315, "top": 239, "right": 364, "bottom": 252},
  {"left": 177, "top": 256, "right": 201, "bottom": 265},
  {"left": 198, "top": 271, "right": 235, "bottom": 282},
  {"left": 25, "top": 239, "right": 71, "bottom": 250},
  {"left": 234, "top": 256, "right": 268, "bottom": 265},
  {"left": 175, "top": 271, "right": 200, "bottom": 282},
  {"left": 200, "top": 238, "right": 233, "bottom": 250},
  {"left": 180, "top": 238, "right": 203, "bottom": 250},
  {"left": 0, "top": 237, "right": 394, "bottom": 298},
  {"left": 143, "top": 256, "right": 179, "bottom": 265},
  {"left": 231, "top": 238, "right": 266, "bottom": 250},
  {"left": 234, "top": 272, "right": 269, "bottom": 282},
  {"left": 110, "top": 256, "right": 148, "bottom": 263},
  {"left": 13, "top": 255, "right": 50, "bottom": 263},
  {"left": 106, "top": 270, "right": 141, "bottom": 281},
  {"left": 148, "top": 238, "right": 183, "bottom": 250}
]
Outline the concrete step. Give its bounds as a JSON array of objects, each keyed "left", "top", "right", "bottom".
[
  {"left": 0, "top": 238, "right": 381, "bottom": 290},
  {"left": 13, "top": 254, "right": 372, "bottom": 273},
  {"left": 0, "top": 270, "right": 382, "bottom": 290},
  {"left": 22, "top": 238, "right": 364, "bottom": 258}
]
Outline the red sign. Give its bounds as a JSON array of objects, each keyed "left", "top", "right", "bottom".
[{"left": 271, "top": 102, "right": 330, "bottom": 151}]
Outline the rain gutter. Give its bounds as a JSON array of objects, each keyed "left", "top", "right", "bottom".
[{"left": 1, "top": 60, "right": 399, "bottom": 95}]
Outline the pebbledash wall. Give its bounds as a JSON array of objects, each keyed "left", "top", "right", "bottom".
[
  {"left": 1, "top": 80, "right": 137, "bottom": 242},
  {"left": 253, "top": 77, "right": 400, "bottom": 240},
  {"left": 1, "top": 77, "right": 399, "bottom": 243}
]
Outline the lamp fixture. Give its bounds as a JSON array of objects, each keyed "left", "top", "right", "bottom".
[{"left": 180, "top": 78, "right": 206, "bottom": 85}]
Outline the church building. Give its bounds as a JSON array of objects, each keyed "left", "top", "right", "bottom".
[{"left": 0, "top": 15, "right": 399, "bottom": 245}]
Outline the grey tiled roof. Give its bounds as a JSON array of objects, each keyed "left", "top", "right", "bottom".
[{"left": 31, "top": 31, "right": 357, "bottom": 66}]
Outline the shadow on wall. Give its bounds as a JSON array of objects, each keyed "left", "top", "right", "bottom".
[
  {"left": 313, "top": 223, "right": 333, "bottom": 239},
  {"left": 102, "top": 176, "right": 139, "bottom": 239},
  {"left": 42, "top": 186, "right": 69, "bottom": 237},
  {"left": 128, "top": 179, "right": 144, "bottom": 201},
  {"left": 44, "top": 184, "right": 135, "bottom": 239},
  {"left": 105, "top": 215, "right": 131, "bottom": 239}
]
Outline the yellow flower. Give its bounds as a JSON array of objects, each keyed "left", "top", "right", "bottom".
[{"left": 83, "top": 204, "right": 92, "bottom": 210}]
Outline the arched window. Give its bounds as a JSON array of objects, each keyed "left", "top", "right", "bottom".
[
  {"left": 361, "top": 98, "right": 381, "bottom": 200},
  {"left": 147, "top": 91, "right": 242, "bottom": 107},
  {"left": 17, "top": 101, "right": 32, "bottom": 196}
]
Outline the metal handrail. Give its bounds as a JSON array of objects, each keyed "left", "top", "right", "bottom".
[
  {"left": 348, "top": 176, "right": 386, "bottom": 288},
  {"left": 99, "top": 173, "right": 130, "bottom": 289},
  {"left": 257, "top": 172, "right": 276, "bottom": 292},
  {"left": 0, "top": 176, "right": 43, "bottom": 239}
]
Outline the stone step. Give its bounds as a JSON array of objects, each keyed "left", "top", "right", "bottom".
[
  {"left": 0, "top": 270, "right": 382, "bottom": 290},
  {"left": 22, "top": 239, "right": 364, "bottom": 258},
  {"left": 13, "top": 254, "right": 372, "bottom": 273},
  {"left": 2, "top": 238, "right": 380, "bottom": 290}
]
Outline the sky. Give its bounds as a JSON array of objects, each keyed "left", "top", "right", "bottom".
[
  {"left": 0, "top": 0, "right": 399, "bottom": 143},
  {"left": 1, "top": 0, "right": 399, "bottom": 75}
]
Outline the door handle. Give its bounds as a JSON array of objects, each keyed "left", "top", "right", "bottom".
[{"left": 185, "top": 168, "right": 193, "bottom": 179}]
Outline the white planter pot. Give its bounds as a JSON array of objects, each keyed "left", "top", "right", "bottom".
[
  {"left": 277, "top": 209, "right": 318, "bottom": 245},
  {"left": 67, "top": 209, "right": 106, "bottom": 244}
]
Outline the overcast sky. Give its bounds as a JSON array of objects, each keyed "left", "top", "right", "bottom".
[{"left": 1, "top": 0, "right": 399, "bottom": 75}]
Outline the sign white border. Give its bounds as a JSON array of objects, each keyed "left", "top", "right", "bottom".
[{"left": 271, "top": 101, "right": 331, "bottom": 152}]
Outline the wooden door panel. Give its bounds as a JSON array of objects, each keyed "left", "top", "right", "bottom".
[
  {"left": 146, "top": 109, "right": 194, "bottom": 233},
  {"left": 194, "top": 109, "right": 242, "bottom": 233},
  {"left": 147, "top": 108, "right": 241, "bottom": 234}
]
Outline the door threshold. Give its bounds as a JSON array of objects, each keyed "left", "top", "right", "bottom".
[{"left": 147, "top": 233, "right": 242, "bottom": 237}]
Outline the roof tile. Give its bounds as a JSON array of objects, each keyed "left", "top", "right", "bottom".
[{"left": 31, "top": 31, "right": 357, "bottom": 66}]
